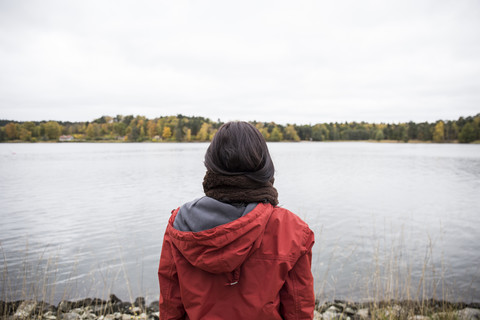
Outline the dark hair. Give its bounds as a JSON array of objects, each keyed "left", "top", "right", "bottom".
[{"left": 204, "top": 121, "right": 275, "bottom": 182}]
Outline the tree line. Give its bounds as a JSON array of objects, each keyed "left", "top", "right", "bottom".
[{"left": 0, "top": 113, "right": 479, "bottom": 143}]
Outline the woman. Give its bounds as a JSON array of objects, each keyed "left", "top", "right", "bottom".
[{"left": 158, "top": 121, "right": 315, "bottom": 320}]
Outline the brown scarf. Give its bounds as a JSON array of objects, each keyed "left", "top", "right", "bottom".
[{"left": 203, "top": 171, "right": 279, "bottom": 206}]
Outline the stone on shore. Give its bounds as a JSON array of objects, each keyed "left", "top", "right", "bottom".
[
  {"left": 13, "top": 300, "right": 37, "bottom": 319},
  {"left": 458, "top": 308, "right": 480, "bottom": 320}
]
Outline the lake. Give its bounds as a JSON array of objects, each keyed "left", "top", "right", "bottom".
[{"left": 0, "top": 142, "right": 479, "bottom": 304}]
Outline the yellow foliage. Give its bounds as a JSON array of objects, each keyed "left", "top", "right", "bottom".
[
  {"left": 162, "top": 126, "right": 172, "bottom": 140},
  {"left": 433, "top": 121, "right": 445, "bottom": 143}
]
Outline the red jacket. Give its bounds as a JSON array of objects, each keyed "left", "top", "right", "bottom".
[{"left": 158, "top": 203, "right": 315, "bottom": 320}]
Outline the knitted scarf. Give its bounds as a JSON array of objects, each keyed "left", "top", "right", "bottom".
[{"left": 203, "top": 171, "right": 279, "bottom": 206}]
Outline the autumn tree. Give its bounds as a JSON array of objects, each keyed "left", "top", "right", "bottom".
[
  {"left": 433, "top": 121, "right": 445, "bottom": 143},
  {"left": 184, "top": 128, "right": 192, "bottom": 142},
  {"left": 86, "top": 123, "right": 101, "bottom": 140},
  {"left": 162, "top": 126, "right": 172, "bottom": 140},
  {"left": 5, "top": 123, "right": 18, "bottom": 140},
  {"left": 269, "top": 126, "right": 283, "bottom": 142},
  {"left": 255, "top": 123, "right": 270, "bottom": 140},
  {"left": 284, "top": 125, "right": 300, "bottom": 141},
  {"left": 147, "top": 120, "right": 157, "bottom": 138},
  {"left": 43, "top": 121, "right": 63, "bottom": 140},
  {"left": 196, "top": 122, "right": 211, "bottom": 141},
  {"left": 18, "top": 127, "right": 32, "bottom": 141}
]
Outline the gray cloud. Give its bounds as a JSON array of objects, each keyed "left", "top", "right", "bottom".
[{"left": 1, "top": 0, "right": 479, "bottom": 124}]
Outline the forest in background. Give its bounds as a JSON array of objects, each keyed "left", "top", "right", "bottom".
[{"left": 0, "top": 113, "right": 479, "bottom": 143}]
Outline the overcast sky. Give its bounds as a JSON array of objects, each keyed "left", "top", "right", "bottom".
[{"left": 1, "top": 0, "right": 479, "bottom": 124}]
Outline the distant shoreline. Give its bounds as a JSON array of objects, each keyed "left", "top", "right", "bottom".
[
  {"left": 2, "top": 139, "right": 480, "bottom": 144},
  {"left": 2, "top": 114, "right": 479, "bottom": 143}
]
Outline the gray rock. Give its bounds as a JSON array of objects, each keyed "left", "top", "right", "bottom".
[
  {"left": 386, "top": 305, "right": 403, "bottom": 318},
  {"left": 344, "top": 307, "right": 356, "bottom": 316},
  {"left": 323, "top": 310, "right": 347, "bottom": 320},
  {"left": 136, "top": 313, "right": 147, "bottom": 320},
  {"left": 36, "top": 301, "right": 57, "bottom": 315},
  {"left": 13, "top": 300, "right": 37, "bottom": 319},
  {"left": 109, "top": 295, "right": 122, "bottom": 304},
  {"left": 147, "top": 301, "right": 159, "bottom": 313},
  {"left": 80, "top": 311, "right": 97, "bottom": 320},
  {"left": 357, "top": 308, "right": 369, "bottom": 319},
  {"left": 116, "top": 302, "right": 133, "bottom": 314},
  {"left": 43, "top": 311, "right": 57, "bottom": 320},
  {"left": 72, "top": 308, "right": 85, "bottom": 315},
  {"left": 62, "top": 312, "right": 81, "bottom": 320},
  {"left": 91, "top": 303, "right": 107, "bottom": 316},
  {"left": 322, "top": 311, "right": 336, "bottom": 320},
  {"left": 58, "top": 301, "right": 73, "bottom": 313},
  {"left": 122, "top": 314, "right": 132, "bottom": 320},
  {"left": 131, "top": 307, "right": 142, "bottom": 315},
  {"left": 134, "top": 297, "right": 145, "bottom": 308},
  {"left": 458, "top": 308, "right": 480, "bottom": 320},
  {"left": 148, "top": 312, "right": 159, "bottom": 320},
  {"left": 113, "top": 312, "right": 123, "bottom": 320},
  {"left": 1, "top": 301, "right": 21, "bottom": 316},
  {"left": 317, "top": 303, "right": 331, "bottom": 313},
  {"left": 332, "top": 302, "right": 346, "bottom": 312}
]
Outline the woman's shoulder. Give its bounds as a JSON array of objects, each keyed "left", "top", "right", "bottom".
[
  {"left": 269, "top": 206, "right": 311, "bottom": 230},
  {"left": 262, "top": 206, "right": 314, "bottom": 254}
]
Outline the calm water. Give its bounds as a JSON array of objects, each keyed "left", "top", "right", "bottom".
[{"left": 0, "top": 142, "right": 479, "bottom": 303}]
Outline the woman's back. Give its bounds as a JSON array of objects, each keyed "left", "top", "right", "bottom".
[{"left": 159, "top": 201, "right": 314, "bottom": 319}]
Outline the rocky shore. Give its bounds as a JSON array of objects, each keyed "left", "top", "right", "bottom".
[
  {"left": 1, "top": 296, "right": 480, "bottom": 320},
  {"left": 314, "top": 300, "right": 480, "bottom": 320},
  {"left": 0, "top": 296, "right": 158, "bottom": 320}
]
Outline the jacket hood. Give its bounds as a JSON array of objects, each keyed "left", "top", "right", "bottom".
[
  {"left": 173, "top": 196, "right": 257, "bottom": 232},
  {"left": 166, "top": 202, "right": 274, "bottom": 275}
]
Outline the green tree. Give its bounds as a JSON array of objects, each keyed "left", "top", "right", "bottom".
[
  {"left": 295, "top": 125, "right": 312, "bottom": 140},
  {"left": 375, "top": 129, "right": 384, "bottom": 141},
  {"left": 86, "top": 123, "right": 101, "bottom": 140},
  {"left": 175, "top": 124, "right": 184, "bottom": 141},
  {"left": 458, "top": 123, "right": 476, "bottom": 143},
  {"left": 0, "top": 127, "right": 7, "bottom": 142},
  {"left": 139, "top": 126, "right": 146, "bottom": 141},
  {"left": 312, "top": 124, "right": 329, "bottom": 141},
  {"left": 43, "top": 121, "right": 63, "bottom": 140},
  {"left": 113, "top": 122, "right": 127, "bottom": 136},
  {"left": 329, "top": 124, "right": 340, "bottom": 140}
]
